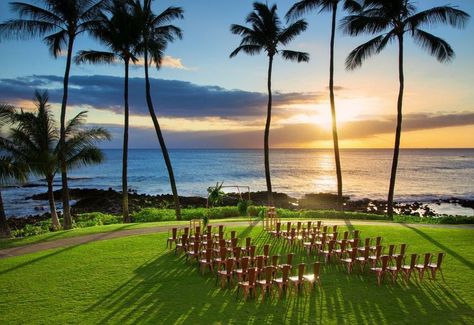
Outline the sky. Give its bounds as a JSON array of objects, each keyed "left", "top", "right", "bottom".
[{"left": 0, "top": 0, "right": 473, "bottom": 149}]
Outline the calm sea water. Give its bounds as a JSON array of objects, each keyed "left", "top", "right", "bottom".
[{"left": 3, "top": 148, "right": 474, "bottom": 217}]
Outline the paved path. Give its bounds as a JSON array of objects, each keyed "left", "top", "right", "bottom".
[{"left": 0, "top": 220, "right": 472, "bottom": 259}]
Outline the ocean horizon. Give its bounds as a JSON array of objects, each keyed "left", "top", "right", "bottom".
[{"left": 3, "top": 148, "right": 474, "bottom": 217}]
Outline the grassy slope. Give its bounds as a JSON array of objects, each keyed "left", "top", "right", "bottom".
[
  {"left": 0, "top": 218, "right": 252, "bottom": 250},
  {"left": 0, "top": 224, "right": 472, "bottom": 324}
]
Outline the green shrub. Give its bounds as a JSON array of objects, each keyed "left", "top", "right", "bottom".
[
  {"left": 11, "top": 221, "right": 51, "bottom": 238},
  {"left": 74, "top": 212, "right": 122, "bottom": 227},
  {"left": 237, "top": 200, "right": 252, "bottom": 216}
]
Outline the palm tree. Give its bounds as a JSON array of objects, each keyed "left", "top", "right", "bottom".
[
  {"left": 286, "top": 0, "right": 362, "bottom": 210},
  {"left": 230, "top": 2, "right": 309, "bottom": 206},
  {"left": 0, "top": 105, "right": 28, "bottom": 238},
  {"left": 342, "top": 0, "right": 470, "bottom": 218},
  {"left": 131, "top": 0, "right": 184, "bottom": 220},
  {"left": 75, "top": 0, "right": 140, "bottom": 223},
  {"left": 3, "top": 91, "right": 111, "bottom": 230},
  {"left": 0, "top": 0, "right": 108, "bottom": 229}
]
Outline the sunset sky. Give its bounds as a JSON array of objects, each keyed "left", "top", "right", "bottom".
[{"left": 0, "top": 0, "right": 473, "bottom": 149}]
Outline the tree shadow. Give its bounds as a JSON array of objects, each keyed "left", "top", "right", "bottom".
[
  {"left": 79, "top": 225, "right": 474, "bottom": 324},
  {"left": 401, "top": 224, "right": 474, "bottom": 269}
]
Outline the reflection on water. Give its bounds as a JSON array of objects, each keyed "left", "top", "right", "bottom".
[{"left": 2, "top": 148, "right": 474, "bottom": 217}]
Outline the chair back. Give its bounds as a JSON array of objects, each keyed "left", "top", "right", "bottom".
[
  {"left": 218, "top": 225, "right": 224, "bottom": 233},
  {"left": 192, "top": 241, "right": 200, "bottom": 253},
  {"left": 436, "top": 252, "right": 445, "bottom": 267},
  {"left": 290, "top": 228, "right": 296, "bottom": 238},
  {"left": 276, "top": 222, "right": 281, "bottom": 232},
  {"left": 332, "top": 231, "right": 338, "bottom": 240},
  {"left": 171, "top": 228, "right": 177, "bottom": 239},
  {"left": 297, "top": 263, "right": 305, "bottom": 280},
  {"left": 286, "top": 222, "right": 292, "bottom": 232},
  {"left": 287, "top": 253, "right": 294, "bottom": 265},
  {"left": 339, "top": 239, "right": 347, "bottom": 251},
  {"left": 240, "top": 257, "right": 249, "bottom": 271},
  {"left": 363, "top": 238, "right": 370, "bottom": 247},
  {"left": 230, "top": 230, "right": 236, "bottom": 239},
  {"left": 219, "top": 246, "right": 227, "bottom": 260},
  {"left": 245, "top": 237, "right": 251, "bottom": 248},
  {"left": 375, "top": 236, "right": 382, "bottom": 246},
  {"left": 313, "top": 262, "right": 321, "bottom": 277},
  {"left": 322, "top": 225, "right": 328, "bottom": 233},
  {"left": 230, "top": 237, "right": 238, "bottom": 248},
  {"left": 307, "top": 221, "right": 312, "bottom": 230},
  {"left": 281, "top": 265, "right": 291, "bottom": 281},
  {"left": 353, "top": 230, "right": 360, "bottom": 239},
  {"left": 180, "top": 234, "right": 188, "bottom": 245},
  {"left": 206, "top": 224, "right": 212, "bottom": 234},
  {"left": 249, "top": 245, "right": 256, "bottom": 259},
  {"left": 327, "top": 240, "right": 336, "bottom": 252},
  {"left": 332, "top": 225, "right": 338, "bottom": 233},
  {"left": 395, "top": 254, "right": 403, "bottom": 270},
  {"left": 247, "top": 268, "right": 257, "bottom": 284},
  {"left": 219, "top": 239, "right": 226, "bottom": 248},
  {"left": 349, "top": 247, "right": 358, "bottom": 260},
  {"left": 256, "top": 255, "right": 264, "bottom": 270},
  {"left": 225, "top": 258, "right": 235, "bottom": 274},
  {"left": 351, "top": 238, "right": 359, "bottom": 248},
  {"left": 218, "top": 232, "right": 224, "bottom": 241},
  {"left": 422, "top": 253, "right": 431, "bottom": 267},
  {"left": 399, "top": 243, "right": 407, "bottom": 255},
  {"left": 375, "top": 245, "right": 383, "bottom": 258},
  {"left": 381, "top": 255, "right": 389, "bottom": 270},
  {"left": 297, "top": 222, "right": 302, "bottom": 232},
  {"left": 271, "top": 255, "right": 279, "bottom": 267},
  {"left": 233, "top": 247, "right": 242, "bottom": 260},
  {"left": 342, "top": 231, "right": 349, "bottom": 240},
  {"left": 183, "top": 227, "right": 189, "bottom": 236},
  {"left": 205, "top": 232, "right": 212, "bottom": 242},
  {"left": 388, "top": 244, "right": 395, "bottom": 257},
  {"left": 409, "top": 253, "right": 418, "bottom": 268},
  {"left": 195, "top": 226, "right": 201, "bottom": 237},
  {"left": 263, "top": 266, "right": 273, "bottom": 283},
  {"left": 263, "top": 244, "right": 270, "bottom": 257},
  {"left": 362, "top": 246, "right": 370, "bottom": 259},
  {"left": 205, "top": 249, "right": 212, "bottom": 262},
  {"left": 316, "top": 221, "right": 322, "bottom": 229}
]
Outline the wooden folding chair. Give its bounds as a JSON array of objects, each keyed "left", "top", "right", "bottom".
[{"left": 428, "top": 252, "right": 445, "bottom": 281}]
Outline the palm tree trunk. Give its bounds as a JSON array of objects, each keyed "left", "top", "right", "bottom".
[
  {"left": 265, "top": 55, "right": 274, "bottom": 206},
  {"left": 122, "top": 59, "right": 130, "bottom": 223},
  {"left": 329, "top": 5, "right": 343, "bottom": 210},
  {"left": 0, "top": 190, "right": 11, "bottom": 238},
  {"left": 143, "top": 50, "right": 182, "bottom": 220},
  {"left": 47, "top": 177, "right": 61, "bottom": 230},
  {"left": 387, "top": 34, "right": 405, "bottom": 219},
  {"left": 59, "top": 37, "right": 74, "bottom": 229}
]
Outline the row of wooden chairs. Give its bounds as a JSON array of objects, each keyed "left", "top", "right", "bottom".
[{"left": 167, "top": 224, "right": 229, "bottom": 249}]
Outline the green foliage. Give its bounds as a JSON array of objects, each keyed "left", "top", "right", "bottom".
[
  {"left": 11, "top": 220, "right": 52, "bottom": 238},
  {"left": 247, "top": 205, "right": 266, "bottom": 217},
  {"left": 207, "top": 182, "right": 226, "bottom": 207},
  {"left": 237, "top": 199, "right": 252, "bottom": 216},
  {"left": 132, "top": 207, "right": 241, "bottom": 223},
  {"left": 74, "top": 212, "right": 122, "bottom": 228}
]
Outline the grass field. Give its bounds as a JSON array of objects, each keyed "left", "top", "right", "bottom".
[{"left": 0, "top": 223, "right": 473, "bottom": 324}]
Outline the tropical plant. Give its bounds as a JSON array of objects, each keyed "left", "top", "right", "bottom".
[
  {"left": 230, "top": 2, "right": 309, "bottom": 206},
  {"left": 286, "top": 0, "right": 362, "bottom": 209},
  {"left": 2, "top": 90, "right": 111, "bottom": 230},
  {"left": 0, "top": 0, "right": 108, "bottom": 229},
  {"left": 130, "top": 0, "right": 184, "bottom": 220},
  {"left": 207, "top": 182, "right": 226, "bottom": 208},
  {"left": 342, "top": 0, "right": 470, "bottom": 218},
  {"left": 0, "top": 105, "right": 28, "bottom": 238},
  {"left": 75, "top": 0, "right": 140, "bottom": 223}
]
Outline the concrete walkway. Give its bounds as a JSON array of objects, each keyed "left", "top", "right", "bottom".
[{"left": 0, "top": 220, "right": 472, "bottom": 259}]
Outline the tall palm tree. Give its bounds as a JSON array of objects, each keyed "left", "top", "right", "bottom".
[
  {"left": 286, "top": 0, "right": 362, "bottom": 210},
  {"left": 76, "top": 0, "right": 140, "bottom": 223},
  {"left": 0, "top": 0, "right": 108, "bottom": 229},
  {"left": 2, "top": 91, "right": 111, "bottom": 230},
  {"left": 342, "top": 0, "right": 470, "bottom": 218},
  {"left": 0, "top": 105, "right": 28, "bottom": 238},
  {"left": 230, "top": 2, "right": 309, "bottom": 206},
  {"left": 131, "top": 0, "right": 184, "bottom": 220}
]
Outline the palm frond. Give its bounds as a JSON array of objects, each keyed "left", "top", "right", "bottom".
[
  {"left": 340, "top": 14, "right": 391, "bottom": 36},
  {"left": 286, "top": 0, "right": 320, "bottom": 21},
  {"left": 413, "top": 29, "right": 454, "bottom": 63},
  {"left": 230, "top": 45, "right": 262, "bottom": 58},
  {"left": 75, "top": 50, "right": 116, "bottom": 65},
  {"left": 0, "top": 19, "right": 58, "bottom": 40},
  {"left": 43, "top": 29, "right": 68, "bottom": 58},
  {"left": 281, "top": 50, "right": 310, "bottom": 62},
  {"left": 406, "top": 6, "right": 470, "bottom": 31},
  {"left": 345, "top": 34, "right": 388, "bottom": 70},
  {"left": 278, "top": 19, "right": 308, "bottom": 45}
]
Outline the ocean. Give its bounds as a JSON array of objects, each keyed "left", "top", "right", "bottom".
[{"left": 3, "top": 148, "right": 474, "bottom": 217}]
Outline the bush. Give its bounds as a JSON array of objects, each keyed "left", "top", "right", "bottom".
[
  {"left": 247, "top": 205, "right": 266, "bottom": 217},
  {"left": 237, "top": 200, "right": 252, "bottom": 216},
  {"left": 132, "top": 207, "right": 241, "bottom": 223},
  {"left": 74, "top": 212, "right": 122, "bottom": 227},
  {"left": 11, "top": 221, "right": 52, "bottom": 238}
]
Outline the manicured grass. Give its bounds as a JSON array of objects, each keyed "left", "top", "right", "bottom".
[
  {"left": 0, "top": 218, "right": 253, "bottom": 250},
  {"left": 0, "top": 224, "right": 473, "bottom": 324}
]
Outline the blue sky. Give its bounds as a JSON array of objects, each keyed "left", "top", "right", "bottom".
[{"left": 0, "top": 0, "right": 473, "bottom": 148}]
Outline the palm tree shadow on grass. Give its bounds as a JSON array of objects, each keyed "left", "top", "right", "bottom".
[
  {"left": 401, "top": 224, "right": 473, "bottom": 269},
  {"left": 85, "top": 231, "right": 472, "bottom": 323}
]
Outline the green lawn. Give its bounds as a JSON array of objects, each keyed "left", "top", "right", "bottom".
[{"left": 0, "top": 224, "right": 472, "bottom": 324}]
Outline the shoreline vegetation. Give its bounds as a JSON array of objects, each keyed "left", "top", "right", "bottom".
[{"left": 4, "top": 188, "right": 473, "bottom": 239}]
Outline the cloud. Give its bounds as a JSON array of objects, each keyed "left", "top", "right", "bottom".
[
  {"left": 0, "top": 74, "right": 323, "bottom": 119},
  {"left": 96, "top": 112, "right": 474, "bottom": 148}
]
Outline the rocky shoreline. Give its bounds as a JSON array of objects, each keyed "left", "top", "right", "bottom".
[{"left": 3, "top": 187, "right": 470, "bottom": 229}]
